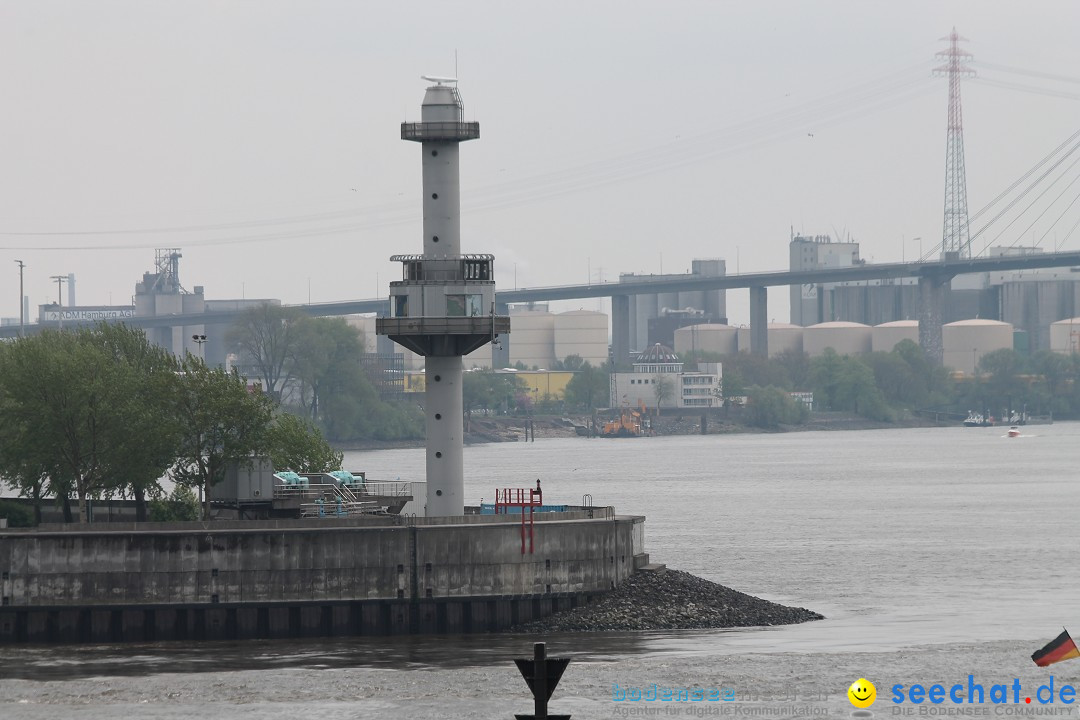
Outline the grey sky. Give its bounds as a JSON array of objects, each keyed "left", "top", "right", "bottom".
[{"left": 2, "top": 1, "right": 1079, "bottom": 326}]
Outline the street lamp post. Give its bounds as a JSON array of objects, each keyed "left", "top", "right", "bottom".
[
  {"left": 14, "top": 260, "right": 24, "bottom": 338},
  {"left": 49, "top": 275, "right": 68, "bottom": 329},
  {"left": 192, "top": 334, "right": 207, "bottom": 360}
]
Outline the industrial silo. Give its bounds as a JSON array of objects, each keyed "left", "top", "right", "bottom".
[
  {"left": 872, "top": 320, "right": 920, "bottom": 353},
  {"left": 1050, "top": 317, "right": 1080, "bottom": 354},
  {"left": 674, "top": 323, "right": 737, "bottom": 356},
  {"left": 734, "top": 323, "right": 804, "bottom": 357},
  {"left": 554, "top": 310, "right": 608, "bottom": 367},
  {"left": 943, "top": 319, "right": 1014, "bottom": 375},
  {"left": 508, "top": 310, "right": 556, "bottom": 369},
  {"left": 804, "top": 321, "right": 872, "bottom": 357}
]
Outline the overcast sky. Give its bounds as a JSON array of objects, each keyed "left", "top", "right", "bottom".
[{"left": 2, "top": 1, "right": 1079, "bottom": 326}]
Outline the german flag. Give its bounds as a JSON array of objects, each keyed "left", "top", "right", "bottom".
[{"left": 1032, "top": 630, "right": 1080, "bottom": 667}]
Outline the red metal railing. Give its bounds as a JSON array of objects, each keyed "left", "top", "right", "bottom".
[{"left": 494, "top": 480, "right": 543, "bottom": 554}]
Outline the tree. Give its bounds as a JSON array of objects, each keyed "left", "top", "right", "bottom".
[
  {"left": 267, "top": 412, "right": 343, "bottom": 473},
  {"left": 0, "top": 329, "right": 164, "bottom": 523},
  {"left": 171, "top": 356, "right": 276, "bottom": 519},
  {"left": 891, "top": 339, "right": 952, "bottom": 407},
  {"left": 0, "top": 381, "right": 53, "bottom": 525},
  {"left": 810, "top": 349, "right": 892, "bottom": 421},
  {"left": 553, "top": 354, "right": 585, "bottom": 371},
  {"left": 463, "top": 370, "right": 527, "bottom": 419},
  {"left": 292, "top": 317, "right": 365, "bottom": 423},
  {"left": 79, "top": 323, "right": 183, "bottom": 521},
  {"left": 774, "top": 349, "right": 811, "bottom": 390},
  {"left": 0, "top": 499, "right": 35, "bottom": 528},
  {"left": 653, "top": 373, "right": 674, "bottom": 414},
  {"left": 563, "top": 362, "right": 611, "bottom": 411},
  {"left": 1031, "top": 350, "right": 1071, "bottom": 416},
  {"left": 745, "top": 385, "right": 809, "bottom": 429},
  {"left": 977, "top": 348, "right": 1026, "bottom": 415},
  {"left": 148, "top": 485, "right": 201, "bottom": 522},
  {"left": 863, "top": 351, "right": 924, "bottom": 408},
  {"left": 227, "top": 303, "right": 305, "bottom": 400}
]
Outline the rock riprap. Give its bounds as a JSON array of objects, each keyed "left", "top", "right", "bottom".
[{"left": 511, "top": 569, "right": 823, "bottom": 632}]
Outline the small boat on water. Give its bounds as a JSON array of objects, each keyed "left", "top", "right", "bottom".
[{"left": 1008, "top": 426, "right": 1021, "bottom": 438}]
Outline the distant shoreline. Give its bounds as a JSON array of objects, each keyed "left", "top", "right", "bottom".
[{"left": 332, "top": 411, "right": 952, "bottom": 452}]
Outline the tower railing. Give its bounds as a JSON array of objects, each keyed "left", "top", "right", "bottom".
[{"left": 400, "top": 122, "right": 480, "bottom": 142}]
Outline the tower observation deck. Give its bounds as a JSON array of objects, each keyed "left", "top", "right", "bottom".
[{"left": 377, "top": 80, "right": 510, "bottom": 517}]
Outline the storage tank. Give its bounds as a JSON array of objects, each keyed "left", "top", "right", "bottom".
[
  {"left": 463, "top": 345, "right": 492, "bottom": 369},
  {"left": 508, "top": 310, "right": 556, "bottom": 369},
  {"left": 1050, "top": 317, "right": 1080, "bottom": 354},
  {"left": 554, "top": 310, "right": 608, "bottom": 367},
  {"left": 943, "top": 319, "right": 1014, "bottom": 375},
  {"left": 345, "top": 315, "right": 379, "bottom": 354},
  {"left": 804, "top": 321, "right": 872, "bottom": 357},
  {"left": 735, "top": 323, "right": 804, "bottom": 357},
  {"left": 872, "top": 320, "right": 919, "bottom": 353},
  {"left": 674, "top": 324, "right": 737, "bottom": 356},
  {"left": 181, "top": 287, "right": 206, "bottom": 357}
]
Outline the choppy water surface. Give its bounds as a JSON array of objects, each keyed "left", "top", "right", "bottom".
[{"left": 3, "top": 424, "right": 1079, "bottom": 718}]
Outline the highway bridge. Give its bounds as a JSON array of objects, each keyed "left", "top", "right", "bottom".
[{"left": 4, "top": 250, "right": 1080, "bottom": 364}]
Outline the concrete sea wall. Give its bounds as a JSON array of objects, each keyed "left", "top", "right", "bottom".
[{"left": 0, "top": 509, "right": 644, "bottom": 643}]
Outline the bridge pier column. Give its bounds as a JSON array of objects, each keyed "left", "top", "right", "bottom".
[
  {"left": 918, "top": 275, "right": 949, "bottom": 365},
  {"left": 749, "top": 286, "right": 768, "bottom": 358},
  {"left": 611, "top": 295, "right": 631, "bottom": 368},
  {"left": 491, "top": 301, "right": 511, "bottom": 369}
]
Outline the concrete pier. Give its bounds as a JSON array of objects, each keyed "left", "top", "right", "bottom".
[
  {"left": 0, "top": 511, "right": 643, "bottom": 644},
  {"left": 749, "top": 286, "right": 768, "bottom": 357},
  {"left": 918, "top": 274, "right": 949, "bottom": 365}
]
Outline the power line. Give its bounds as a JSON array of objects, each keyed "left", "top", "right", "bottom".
[
  {"left": 971, "top": 76, "right": 1080, "bottom": 102},
  {"left": 973, "top": 61, "right": 1080, "bottom": 86},
  {"left": 0, "top": 63, "right": 935, "bottom": 249}
]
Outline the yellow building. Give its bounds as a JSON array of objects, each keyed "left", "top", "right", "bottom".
[
  {"left": 510, "top": 370, "right": 575, "bottom": 401},
  {"left": 403, "top": 368, "right": 575, "bottom": 400}
]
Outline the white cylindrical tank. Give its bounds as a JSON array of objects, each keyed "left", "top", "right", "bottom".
[
  {"left": 735, "top": 323, "right": 804, "bottom": 357},
  {"left": 674, "top": 324, "right": 737, "bottom": 356},
  {"left": 509, "top": 311, "right": 556, "bottom": 369},
  {"left": 554, "top": 310, "right": 608, "bottom": 367},
  {"left": 345, "top": 315, "right": 379, "bottom": 354},
  {"left": 943, "top": 319, "right": 1014, "bottom": 375},
  {"left": 768, "top": 322, "right": 805, "bottom": 356},
  {"left": 1050, "top": 317, "right": 1080, "bottom": 354},
  {"left": 872, "top": 320, "right": 920, "bottom": 353},
  {"left": 804, "top": 321, "right": 872, "bottom": 356}
]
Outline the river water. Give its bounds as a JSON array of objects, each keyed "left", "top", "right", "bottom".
[{"left": 3, "top": 424, "right": 1079, "bottom": 718}]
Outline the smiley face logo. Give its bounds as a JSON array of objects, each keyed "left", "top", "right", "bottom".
[{"left": 848, "top": 678, "right": 876, "bottom": 708}]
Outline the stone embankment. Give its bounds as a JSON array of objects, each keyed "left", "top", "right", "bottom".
[{"left": 512, "top": 568, "right": 823, "bottom": 632}]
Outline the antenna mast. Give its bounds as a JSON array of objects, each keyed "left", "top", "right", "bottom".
[{"left": 934, "top": 28, "right": 976, "bottom": 260}]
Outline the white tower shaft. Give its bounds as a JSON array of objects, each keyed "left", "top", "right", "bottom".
[{"left": 377, "top": 81, "right": 509, "bottom": 517}]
